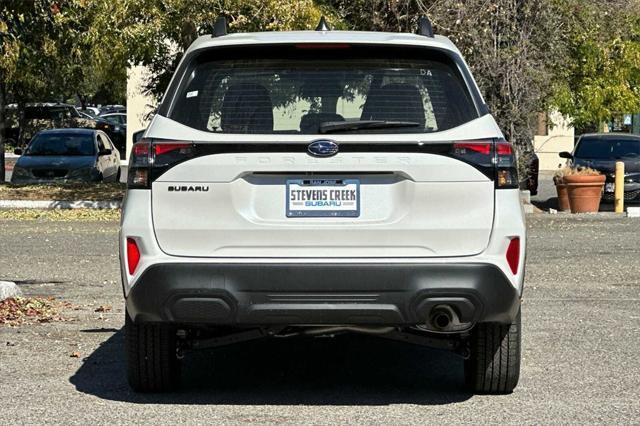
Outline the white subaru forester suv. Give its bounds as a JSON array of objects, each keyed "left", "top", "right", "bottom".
[{"left": 120, "top": 17, "right": 526, "bottom": 394}]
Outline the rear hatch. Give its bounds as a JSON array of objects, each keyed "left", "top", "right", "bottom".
[
  {"left": 151, "top": 143, "right": 495, "bottom": 258},
  {"left": 136, "top": 43, "right": 513, "bottom": 258}
]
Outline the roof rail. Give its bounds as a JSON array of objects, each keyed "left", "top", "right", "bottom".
[
  {"left": 417, "top": 16, "right": 434, "bottom": 38},
  {"left": 212, "top": 16, "right": 227, "bottom": 37},
  {"left": 315, "top": 16, "right": 331, "bottom": 31}
]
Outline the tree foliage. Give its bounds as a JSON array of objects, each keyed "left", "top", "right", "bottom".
[
  {"left": 108, "top": 0, "right": 339, "bottom": 100},
  {"left": 3, "top": 0, "right": 640, "bottom": 148},
  {"left": 328, "top": 0, "right": 566, "bottom": 148},
  {"left": 0, "top": 0, "right": 126, "bottom": 106},
  {"left": 552, "top": 0, "right": 640, "bottom": 129}
]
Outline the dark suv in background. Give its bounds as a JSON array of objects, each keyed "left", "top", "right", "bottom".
[
  {"left": 14, "top": 103, "right": 126, "bottom": 158},
  {"left": 18, "top": 103, "right": 96, "bottom": 146},
  {"left": 561, "top": 133, "right": 640, "bottom": 202}
]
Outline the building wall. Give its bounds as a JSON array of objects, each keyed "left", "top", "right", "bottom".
[
  {"left": 533, "top": 111, "right": 575, "bottom": 171},
  {"left": 126, "top": 66, "right": 155, "bottom": 162}
]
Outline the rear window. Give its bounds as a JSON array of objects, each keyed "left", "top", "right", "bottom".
[
  {"left": 167, "top": 45, "right": 479, "bottom": 135},
  {"left": 576, "top": 137, "right": 640, "bottom": 159}
]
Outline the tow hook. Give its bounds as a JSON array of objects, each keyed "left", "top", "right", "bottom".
[
  {"left": 176, "top": 329, "right": 189, "bottom": 359},
  {"left": 176, "top": 346, "right": 185, "bottom": 360},
  {"left": 455, "top": 343, "right": 471, "bottom": 360}
]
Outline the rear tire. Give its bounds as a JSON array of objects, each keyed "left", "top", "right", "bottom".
[
  {"left": 125, "top": 311, "right": 180, "bottom": 392},
  {"left": 464, "top": 309, "right": 521, "bottom": 394}
]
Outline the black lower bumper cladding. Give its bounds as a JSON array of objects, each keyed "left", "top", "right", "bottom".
[{"left": 126, "top": 263, "right": 520, "bottom": 327}]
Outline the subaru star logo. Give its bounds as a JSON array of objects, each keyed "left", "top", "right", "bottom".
[{"left": 308, "top": 140, "right": 339, "bottom": 157}]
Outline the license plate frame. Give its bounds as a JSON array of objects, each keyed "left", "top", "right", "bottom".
[{"left": 286, "top": 179, "right": 360, "bottom": 218}]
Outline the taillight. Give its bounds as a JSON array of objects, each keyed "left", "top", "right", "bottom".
[
  {"left": 451, "top": 139, "right": 518, "bottom": 189},
  {"left": 127, "top": 139, "right": 194, "bottom": 188},
  {"left": 506, "top": 237, "right": 520, "bottom": 275},
  {"left": 451, "top": 140, "right": 494, "bottom": 176},
  {"left": 495, "top": 140, "right": 518, "bottom": 189},
  {"left": 453, "top": 142, "right": 492, "bottom": 155},
  {"left": 128, "top": 141, "right": 150, "bottom": 188},
  {"left": 154, "top": 143, "right": 192, "bottom": 156},
  {"left": 126, "top": 238, "right": 141, "bottom": 275}
]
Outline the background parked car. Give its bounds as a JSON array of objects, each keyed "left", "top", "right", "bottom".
[
  {"left": 1, "top": 104, "right": 20, "bottom": 147},
  {"left": 96, "top": 113, "right": 126, "bottom": 158},
  {"left": 78, "top": 111, "right": 95, "bottom": 120},
  {"left": 98, "top": 112, "right": 126, "bottom": 125},
  {"left": 77, "top": 106, "right": 101, "bottom": 117},
  {"left": 560, "top": 133, "right": 640, "bottom": 203},
  {"left": 517, "top": 139, "right": 539, "bottom": 196},
  {"left": 99, "top": 105, "right": 126, "bottom": 115},
  {"left": 11, "top": 128, "right": 121, "bottom": 184},
  {"left": 18, "top": 103, "right": 96, "bottom": 146}
]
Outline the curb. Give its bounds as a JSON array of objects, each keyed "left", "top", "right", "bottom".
[
  {"left": 0, "top": 200, "right": 122, "bottom": 209},
  {"left": 531, "top": 211, "right": 639, "bottom": 219}
]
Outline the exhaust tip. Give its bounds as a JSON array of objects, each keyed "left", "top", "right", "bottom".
[
  {"left": 429, "top": 305, "right": 457, "bottom": 331},
  {"left": 432, "top": 312, "right": 452, "bottom": 329}
]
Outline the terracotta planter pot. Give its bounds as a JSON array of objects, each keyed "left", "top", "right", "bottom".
[
  {"left": 564, "top": 174, "right": 605, "bottom": 213},
  {"left": 555, "top": 184, "right": 570, "bottom": 211}
]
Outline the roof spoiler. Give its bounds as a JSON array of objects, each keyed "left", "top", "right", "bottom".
[{"left": 417, "top": 16, "right": 434, "bottom": 38}]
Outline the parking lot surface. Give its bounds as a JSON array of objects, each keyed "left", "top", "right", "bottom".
[{"left": 0, "top": 215, "right": 639, "bottom": 424}]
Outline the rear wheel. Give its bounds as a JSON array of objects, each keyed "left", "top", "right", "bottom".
[
  {"left": 125, "top": 311, "right": 180, "bottom": 392},
  {"left": 464, "top": 309, "right": 521, "bottom": 394}
]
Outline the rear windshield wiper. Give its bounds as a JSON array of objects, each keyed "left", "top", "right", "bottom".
[{"left": 319, "top": 120, "right": 422, "bottom": 134}]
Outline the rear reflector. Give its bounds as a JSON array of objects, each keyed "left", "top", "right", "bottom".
[
  {"left": 126, "top": 238, "right": 141, "bottom": 275},
  {"left": 506, "top": 237, "right": 520, "bottom": 275}
]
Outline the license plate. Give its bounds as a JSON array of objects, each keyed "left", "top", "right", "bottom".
[
  {"left": 286, "top": 179, "right": 360, "bottom": 217},
  {"left": 605, "top": 183, "right": 615, "bottom": 193}
]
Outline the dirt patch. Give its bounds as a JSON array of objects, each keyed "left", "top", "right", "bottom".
[
  {"left": 0, "top": 182, "right": 125, "bottom": 201},
  {"left": 0, "top": 209, "right": 120, "bottom": 221},
  {"left": 0, "top": 296, "right": 75, "bottom": 326}
]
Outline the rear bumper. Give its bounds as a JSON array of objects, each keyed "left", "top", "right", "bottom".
[{"left": 126, "top": 263, "right": 520, "bottom": 327}]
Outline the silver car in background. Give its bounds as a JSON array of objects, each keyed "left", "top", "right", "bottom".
[{"left": 11, "top": 128, "right": 121, "bottom": 184}]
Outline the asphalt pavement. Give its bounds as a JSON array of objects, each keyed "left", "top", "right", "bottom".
[{"left": 0, "top": 215, "right": 639, "bottom": 424}]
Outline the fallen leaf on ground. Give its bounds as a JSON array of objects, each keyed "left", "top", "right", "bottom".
[
  {"left": 0, "top": 182, "right": 125, "bottom": 201},
  {"left": 0, "top": 209, "right": 120, "bottom": 222},
  {"left": 0, "top": 296, "right": 74, "bottom": 326},
  {"left": 94, "top": 305, "right": 112, "bottom": 313},
  {"left": 70, "top": 352, "right": 80, "bottom": 358}
]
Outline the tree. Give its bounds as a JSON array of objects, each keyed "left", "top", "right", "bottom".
[
  {"left": 0, "top": 0, "right": 127, "bottom": 181},
  {"left": 428, "top": 0, "right": 567, "bottom": 147},
  {"left": 0, "top": 0, "right": 56, "bottom": 181},
  {"left": 552, "top": 0, "right": 640, "bottom": 130},
  {"left": 328, "top": 0, "right": 566, "bottom": 150},
  {"left": 98, "top": 0, "right": 339, "bottom": 101}
]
